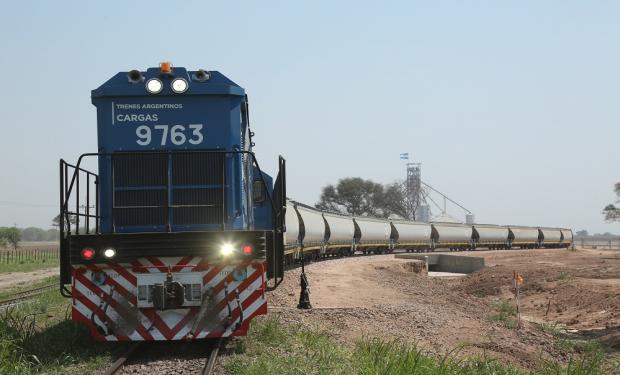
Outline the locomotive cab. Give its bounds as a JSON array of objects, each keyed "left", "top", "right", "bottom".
[{"left": 59, "top": 63, "right": 285, "bottom": 341}]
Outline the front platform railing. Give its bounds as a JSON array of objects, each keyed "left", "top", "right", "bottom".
[{"left": 59, "top": 150, "right": 286, "bottom": 296}]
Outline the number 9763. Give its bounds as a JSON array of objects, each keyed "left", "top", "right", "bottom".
[{"left": 136, "top": 124, "right": 204, "bottom": 146}]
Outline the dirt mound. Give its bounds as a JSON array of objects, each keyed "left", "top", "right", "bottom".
[
  {"left": 528, "top": 278, "right": 620, "bottom": 329},
  {"left": 375, "top": 260, "right": 427, "bottom": 275},
  {"left": 458, "top": 263, "right": 574, "bottom": 295}
]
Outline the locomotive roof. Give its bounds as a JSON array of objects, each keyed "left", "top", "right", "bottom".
[{"left": 91, "top": 66, "right": 245, "bottom": 99}]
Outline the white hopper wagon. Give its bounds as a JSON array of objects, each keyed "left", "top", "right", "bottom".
[
  {"left": 508, "top": 226, "right": 540, "bottom": 249},
  {"left": 390, "top": 220, "right": 433, "bottom": 252},
  {"left": 472, "top": 224, "right": 510, "bottom": 249},
  {"left": 323, "top": 212, "right": 355, "bottom": 255},
  {"left": 431, "top": 222, "right": 473, "bottom": 250},
  {"left": 539, "top": 227, "right": 563, "bottom": 248},
  {"left": 284, "top": 201, "right": 301, "bottom": 251},
  {"left": 295, "top": 205, "right": 326, "bottom": 250},
  {"left": 560, "top": 228, "right": 573, "bottom": 248},
  {"left": 353, "top": 217, "right": 391, "bottom": 254}
]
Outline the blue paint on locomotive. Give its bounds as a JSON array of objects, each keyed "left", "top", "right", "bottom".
[
  {"left": 253, "top": 170, "right": 273, "bottom": 231},
  {"left": 91, "top": 66, "right": 268, "bottom": 234}
]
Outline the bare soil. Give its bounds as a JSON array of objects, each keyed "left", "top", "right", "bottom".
[
  {"left": 454, "top": 248, "right": 620, "bottom": 351},
  {"left": 268, "top": 248, "right": 620, "bottom": 370},
  {"left": 0, "top": 267, "right": 58, "bottom": 291}
]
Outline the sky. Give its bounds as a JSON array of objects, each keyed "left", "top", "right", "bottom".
[{"left": 0, "top": 1, "right": 618, "bottom": 234}]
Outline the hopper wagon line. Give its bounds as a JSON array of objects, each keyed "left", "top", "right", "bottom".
[{"left": 283, "top": 201, "right": 573, "bottom": 264}]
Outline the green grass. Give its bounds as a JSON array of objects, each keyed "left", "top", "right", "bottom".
[
  {"left": 0, "top": 259, "right": 59, "bottom": 273},
  {"left": 558, "top": 271, "right": 572, "bottom": 282},
  {"left": 222, "top": 317, "right": 611, "bottom": 375},
  {"left": 0, "top": 277, "right": 58, "bottom": 300},
  {"left": 224, "top": 317, "right": 351, "bottom": 375},
  {"left": 538, "top": 321, "right": 606, "bottom": 356},
  {"left": 536, "top": 322, "right": 618, "bottom": 373},
  {"left": 0, "top": 246, "right": 59, "bottom": 273},
  {"left": 540, "top": 322, "right": 564, "bottom": 337},
  {"left": 556, "top": 338, "right": 603, "bottom": 355},
  {"left": 0, "top": 282, "right": 124, "bottom": 374},
  {"left": 537, "top": 353, "right": 607, "bottom": 375},
  {"left": 353, "top": 339, "right": 526, "bottom": 375},
  {"left": 490, "top": 300, "right": 518, "bottom": 329}
]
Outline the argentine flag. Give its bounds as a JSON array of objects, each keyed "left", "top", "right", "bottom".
[{"left": 400, "top": 153, "right": 409, "bottom": 160}]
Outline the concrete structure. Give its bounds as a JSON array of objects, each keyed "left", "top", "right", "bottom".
[{"left": 395, "top": 253, "right": 485, "bottom": 274}]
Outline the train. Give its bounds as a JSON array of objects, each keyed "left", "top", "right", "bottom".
[
  {"left": 283, "top": 201, "right": 573, "bottom": 262},
  {"left": 59, "top": 63, "right": 287, "bottom": 341},
  {"left": 57, "top": 63, "right": 572, "bottom": 342}
]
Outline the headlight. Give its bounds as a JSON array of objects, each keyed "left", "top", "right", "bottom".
[
  {"left": 220, "top": 243, "right": 234, "bottom": 256},
  {"left": 103, "top": 248, "right": 116, "bottom": 258},
  {"left": 146, "top": 78, "right": 163, "bottom": 94},
  {"left": 171, "top": 78, "right": 188, "bottom": 93}
]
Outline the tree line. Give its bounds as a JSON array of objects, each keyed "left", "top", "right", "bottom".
[
  {"left": 315, "top": 178, "right": 620, "bottom": 226},
  {"left": 0, "top": 226, "right": 60, "bottom": 249}
]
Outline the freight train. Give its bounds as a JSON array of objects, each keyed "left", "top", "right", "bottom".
[
  {"left": 283, "top": 201, "right": 573, "bottom": 262},
  {"left": 59, "top": 63, "right": 286, "bottom": 341},
  {"left": 58, "top": 63, "right": 572, "bottom": 342}
]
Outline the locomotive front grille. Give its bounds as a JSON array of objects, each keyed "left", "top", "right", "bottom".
[{"left": 112, "top": 152, "right": 224, "bottom": 230}]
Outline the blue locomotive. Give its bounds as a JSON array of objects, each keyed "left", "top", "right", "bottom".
[{"left": 59, "top": 63, "right": 285, "bottom": 341}]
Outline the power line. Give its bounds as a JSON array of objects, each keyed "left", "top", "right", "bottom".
[{"left": 0, "top": 200, "right": 56, "bottom": 208}]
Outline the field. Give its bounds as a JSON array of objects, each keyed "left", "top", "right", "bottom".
[
  {"left": 0, "top": 242, "right": 59, "bottom": 273},
  {"left": 0, "top": 247, "right": 618, "bottom": 374}
]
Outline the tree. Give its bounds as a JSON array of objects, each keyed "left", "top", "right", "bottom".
[
  {"left": 380, "top": 183, "right": 408, "bottom": 219},
  {"left": 45, "top": 228, "right": 60, "bottom": 241},
  {"left": 603, "top": 182, "right": 620, "bottom": 221},
  {"left": 315, "top": 178, "right": 407, "bottom": 218},
  {"left": 316, "top": 178, "right": 383, "bottom": 216},
  {"left": 21, "top": 227, "right": 47, "bottom": 241},
  {"left": 575, "top": 229, "right": 589, "bottom": 237},
  {"left": 0, "top": 227, "right": 21, "bottom": 249},
  {"left": 18, "top": 227, "right": 59, "bottom": 242},
  {"left": 52, "top": 214, "right": 76, "bottom": 231}
]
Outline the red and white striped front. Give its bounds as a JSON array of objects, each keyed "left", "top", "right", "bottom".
[{"left": 71, "top": 257, "right": 267, "bottom": 341}]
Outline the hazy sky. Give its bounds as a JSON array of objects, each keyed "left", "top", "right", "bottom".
[{"left": 0, "top": 1, "right": 618, "bottom": 233}]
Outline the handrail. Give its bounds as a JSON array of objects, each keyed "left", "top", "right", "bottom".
[{"left": 62, "top": 150, "right": 280, "bottom": 229}]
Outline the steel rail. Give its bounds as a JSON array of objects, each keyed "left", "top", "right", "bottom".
[
  {"left": 0, "top": 284, "right": 56, "bottom": 309},
  {"left": 103, "top": 342, "right": 142, "bottom": 375},
  {"left": 202, "top": 339, "right": 223, "bottom": 375}
]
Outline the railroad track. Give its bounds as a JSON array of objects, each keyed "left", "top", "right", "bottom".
[
  {"left": 103, "top": 339, "right": 223, "bottom": 375},
  {"left": 0, "top": 283, "right": 56, "bottom": 309}
]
